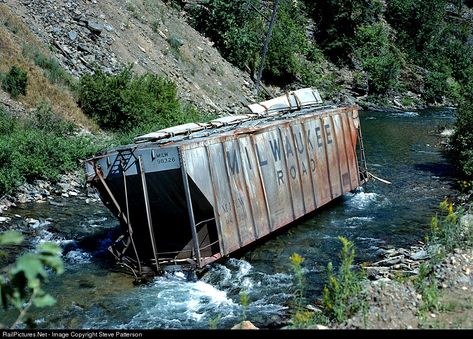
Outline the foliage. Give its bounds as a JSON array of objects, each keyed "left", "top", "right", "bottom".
[
  {"left": 78, "top": 65, "right": 201, "bottom": 132},
  {"left": 262, "top": 1, "right": 317, "bottom": 84},
  {"left": 187, "top": 0, "right": 262, "bottom": 72},
  {"left": 290, "top": 252, "right": 305, "bottom": 312},
  {"left": 0, "top": 230, "right": 64, "bottom": 329},
  {"left": 414, "top": 263, "right": 439, "bottom": 317},
  {"left": 188, "top": 0, "right": 318, "bottom": 85},
  {"left": 322, "top": 236, "right": 366, "bottom": 323},
  {"left": 354, "top": 22, "right": 404, "bottom": 94},
  {"left": 451, "top": 94, "right": 473, "bottom": 178},
  {"left": 305, "top": 0, "right": 383, "bottom": 64},
  {"left": 0, "top": 104, "right": 100, "bottom": 195},
  {"left": 1, "top": 65, "right": 28, "bottom": 99},
  {"left": 288, "top": 253, "right": 328, "bottom": 329},
  {"left": 385, "top": 0, "right": 473, "bottom": 102},
  {"left": 428, "top": 199, "right": 472, "bottom": 256},
  {"left": 239, "top": 290, "right": 249, "bottom": 324},
  {"left": 385, "top": 0, "right": 447, "bottom": 61}
]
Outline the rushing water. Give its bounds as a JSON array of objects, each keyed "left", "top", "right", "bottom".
[{"left": 0, "top": 108, "right": 458, "bottom": 329}]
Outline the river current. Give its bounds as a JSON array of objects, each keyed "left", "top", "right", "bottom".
[{"left": 1, "top": 108, "right": 458, "bottom": 329}]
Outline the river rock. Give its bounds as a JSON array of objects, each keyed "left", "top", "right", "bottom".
[
  {"left": 0, "top": 216, "right": 11, "bottom": 223},
  {"left": 231, "top": 321, "right": 258, "bottom": 330},
  {"left": 410, "top": 250, "right": 429, "bottom": 261}
]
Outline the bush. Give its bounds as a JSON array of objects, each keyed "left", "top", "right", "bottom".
[
  {"left": 354, "top": 23, "right": 404, "bottom": 95},
  {"left": 78, "top": 65, "right": 197, "bottom": 132},
  {"left": 424, "top": 71, "right": 449, "bottom": 104},
  {"left": 262, "top": 1, "right": 316, "bottom": 84},
  {"left": 306, "top": 0, "right": 383, "bottom": 64},
  {"left": 1, "top": 65, "right": 28, "bottom": 98},
  {"left": 188, "top": 0, "right": 263, "bottom": 73},
  {"left": 451, "top": 89, "right": 473, "bottom": 177},
  {"left": 385, "top": 0, "right": 447, "bottom": 62},
  {"left": 33, "top": 51, "right": 75, "bottom": 88},
  {"left": 0, "top": 104, "right": 100, "bottom": 195},
  {"left": 188, "top": 0, "right": 317, "bottom": 85}
]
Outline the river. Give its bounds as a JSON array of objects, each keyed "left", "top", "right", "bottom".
[{"left": 0, "top": 108, "right": 458, "bottom": 329}]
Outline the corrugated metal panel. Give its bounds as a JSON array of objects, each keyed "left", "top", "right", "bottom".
[
  {"left": 207, "top": 143, "right": 241, "bottom": 254},
  {"left": 290, "top": 122, "right": 316, "bottom": 213},
  {"left": 180, "top": 106, "right": 363, "bottom": 259}
]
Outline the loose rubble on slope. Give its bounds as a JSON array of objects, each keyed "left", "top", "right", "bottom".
[{"left": 5, "top": 0, "right": 257, "bottom": 114}]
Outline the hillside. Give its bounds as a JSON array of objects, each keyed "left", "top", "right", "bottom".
[{"left": 2, "top": 0, "right": 258, "bottom": 115}]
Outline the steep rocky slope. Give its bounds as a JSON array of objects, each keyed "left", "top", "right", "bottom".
[{"left": 3, "top": 0, "right": 258, "bottom": 115}]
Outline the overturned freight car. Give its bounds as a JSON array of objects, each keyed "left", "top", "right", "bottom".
[{"left": 84, "top": 88, "right": 369, "bottom": 276}]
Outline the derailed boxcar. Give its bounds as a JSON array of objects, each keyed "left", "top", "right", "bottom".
[{"left": 84, "top": 88, "right": 369, "bottom": 275}]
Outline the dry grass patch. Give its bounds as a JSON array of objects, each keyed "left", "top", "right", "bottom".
[{"left": 0, "top": 4, "right": 98, "bottom": 131}]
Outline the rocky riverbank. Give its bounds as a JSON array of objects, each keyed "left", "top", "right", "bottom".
[
  {"left": 332, "top": 208, "right": 473, "bottom": 329},
  {"left": 0, "top": 170, "right": 93, "bottom": 214}
]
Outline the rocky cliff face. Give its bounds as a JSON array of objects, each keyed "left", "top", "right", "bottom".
[{"left": 3, "top": 0, "right": 258, "bottom": 114}]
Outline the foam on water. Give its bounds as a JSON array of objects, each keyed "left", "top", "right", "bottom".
[
  {"left": 340, "top": 216, "right": 375, "bottom": 229},
  {"left": 390, "top": 111, "right": 420, "bottom": 118},
  {"left": 64, "top": 249, "right": 92, "bottom": 264},
  {"left": 112, "top": 274, "right": 239, "bottom": 329},
  {"left": 344, "top": 189, "right": 391, "bottom": 210}
]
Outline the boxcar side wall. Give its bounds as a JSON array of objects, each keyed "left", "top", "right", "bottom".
[{"left": 181, "top": 106, "right": 362, "bottom": 260}]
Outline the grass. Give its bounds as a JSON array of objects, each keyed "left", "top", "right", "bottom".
[{"left": 0, "top": 4, "right": 97, "bottom": 132}]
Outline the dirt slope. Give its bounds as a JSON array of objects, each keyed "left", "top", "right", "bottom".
[{"left": 3, "top": 0, "right": 258, "bottom": 115}]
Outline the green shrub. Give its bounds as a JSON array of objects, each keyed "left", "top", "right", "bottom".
[
  {"left": 354, "top": 23, "right": 404, "bottom": 95},
  {"left": 0, "top": 104, "right": 100, "bottom": 195},
  {"left": 1, "top": 65, "right": 28, "bottom": 98},
  {"left": 188, "top": 0, "right": 317, "bottom": 85},
  {"left": 385, "top": 0, "right": 447, "bottom": 62},
  {"left": 424, "top": 71, "right": 448, "bottom": 104},
  {"left": 78, "top": 65, "right": 198, "bottom": 132},
  {"left": 306, "top": 0, "right": 384, "bottom": 64},
  {"left": 188, "top": 0, "right": 262, "bottom": 72},
  {"left": 451, "top": 95, "right": 473, "bottom": 178}
]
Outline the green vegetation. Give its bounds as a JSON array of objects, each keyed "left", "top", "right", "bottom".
[
  {"left": 0, "top": 103, "right": 100, "bottom": 195},
  {"left": 306, "top": 0, "right": 384, "bottom": 65},
  {"left": 451, "top": 95, "right": 473, "bottom": 178},
  {"left": 0, "top": 230, "right": 64, "bottom": 329},
  {"left": 78, "top": 65, "right": 205, "bottom": 133},
  {"left": 31, "top": 50, "right": 76, "bottom": 89},
  {"left": 415, "top": 199, "right": 472, "bottom": 318},
  {"left": 428, "top": 199, "right": 473, "bottom": 258},
  {"left": 288, "top": 253, "right": 329, "bottom": 328},
  {"left": 354, "top": 22, "right": 405, "bottom": 95},
  {"left": 322, "top": 236, "right": 366, "bottom": 323},
  {"left": 187, "top": 0, "right": 320, "bottom": 85},
  {"left": 1, "top": 65, "right": 28, "bottom": 98},
  {"left": 287, "top": 238, "right": 366, "bottom": 329}
]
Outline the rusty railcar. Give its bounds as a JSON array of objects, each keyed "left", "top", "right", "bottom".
[{"left": 84, "top": 88, "right": 369, "bottom": 275}]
